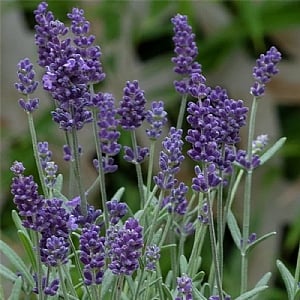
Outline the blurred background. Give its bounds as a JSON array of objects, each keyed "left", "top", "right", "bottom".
[{"left": 1, "top": 1, "right": 300, "bottom": 299}]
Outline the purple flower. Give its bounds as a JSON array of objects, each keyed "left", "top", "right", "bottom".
[
  {"left": 71, "top": 204, "right": 102, "bottom": 227},
  {"left": 44, "top": 278, "right": 59, "bottom": 296},
  {"left": 37, "top": 142, "right": 52, "bottom": 169},
  {"left": 10, "top": 162, "right": 44, "bottom": 230},
  {"left": 176, "top": 222, "right": 195, "bottom": 236},
  {"left": 107, "top": 218, "right": 143, "bottom": 275},
  {"left": 123, "top": 146, "right": 149, "bottom": 164},
  {"left": 198, "top": 201, "right": 209, "bottom": 225},
  {"left": 192, "top": 164, "right": 222, "bottom": 193},
  {"left": 250, "top": 46, "right": 281, "bottom": 97},
  {"left": 38, "top": 198, "right": 75, "bottom": 265},
  {"left": 34, "top": 2, "right": 105, "bottom": 131},
  {"left": 236, "top": 149, "right": 260, "bottom": 170},
  {"left": 145, "top": 101, "right": 168, "bottom": 140},
  {"left": 154, "top": 127, "right": 184, "bottom": 190},
  {"left": 209, "top": 296, "right": 231, "bottom": 300},
  {"left": 252, "top": 134, "right": 269, "bottom": 154},
  {"left": 162, "top": 182, "right": 188, "bottom": 215},
  {"left": 175, "top": 274, "right": 193, "bottom": 300},
  {"left": 44, "top": 161, "right": 58, "bottom": 188},
  {"left": 118, "top": 80, "right": 147, "bottom": 130},
  {"left": 92, "top": 93, "right": 121, "bottom": 173},
  {"left": 171, "top": 14, "right": 201, "bottom": 94},
  {"left": 79, "top": 224, "right": 105, "bottom": 285},
  {"left": 15, "top": 58, "right": 39, "bottom": 113},
  {"left": 41, "top": 235, "right": 69, "bottom": 266},
  {"left": 145, "top": 244, "right": 160, "bottom": 271},
  {"left": 107, "top": 200, "right": 128, "bottom": 225},
  {"left": 63, "top": 144, "right": 82, "bottom": 162}
]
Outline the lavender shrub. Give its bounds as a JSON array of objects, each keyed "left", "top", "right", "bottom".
[{"left": 1, "top": 3, "right": 298, "bottom": 300}]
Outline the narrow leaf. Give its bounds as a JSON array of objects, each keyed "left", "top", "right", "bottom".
[
  {"left": 276, "top": 259, "right": 294, "bottom": 300},
  {"left": 0, "top": 240, "right": 34, "bottom": 287},
  {"left": 11, "top": 210, "right": 29, "bottom": 240},
  {"left": 179, "top": 255, "right": 188, "bottom": 274},
  {"left": 193, "top": 287, "right": 207, "bottom": 300},
  {"left": 260, "top": 137, "right": 286, "bottom": 165},
  {"left": 53, "top": 173, "right": 63, "bottom": 192},
  {"left": 8, "top": 276, "right": 23, "bottom": 300},
  {"left": 161, "top": 283, "right": 173, "bottom": 300},
  {"left": 111, "top": 187, "right": 125, "bottom": 201},
  {"left": 227, "top": 210, "right": 241, "bottom": 250},
  {"left": 0, "top": 264, "right": 18, "bottom": 281},
  {"left": 249, "top": 272, "right": 272, "bottom": 300},
  {"left": 246, "top": 232, "right": 276, "bottom": 254},
  {"left": 101, "top": 269, "right": 115, "bottom": 298},
  {"left": 193, "top": 271, "right": 205, "bottom": 283},
  {"left": 235, "top": 285, "right": 268, "bottom": 300},
  {"left": 17, "top": 230, "right": 37, "bottom": 271}
]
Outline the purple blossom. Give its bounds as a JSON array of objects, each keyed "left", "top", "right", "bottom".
[
  {"left": 145, "top": 244, "right": 160, "bottom": 271},
  {"left": 107, "top": 200, "right": 128, "bottom": 225},
  {"left": 15, "top": 58, "right": 40, "bottom": 113},
  {"left": 41, "top": 235, "right": 69, "bottom": 266},
  {"left": 38, "top": 198, "right": 76, "bottom": 265},
  {"left": 192, "top": 164, "right": 222, "bottom": 193},
  {"left": 145, "top": 101, "right": 168, "bottom": 140},
  {"left": 118, "top": 80, "right": 147, "bottom": 130},
  {"left": 209, "top": 296, "right": 231, "bottom": 300},
  {"left": 250, "top": 46, "right": 281, "bottom": 97},
  {"left": 71, "top": 204, "right": 102, "bottom": 227},
  {"left": 198, "top": 201, "right": 209, "bottom": 225},
  {"left": 107, "top": 218, "right": 143, "bottom": 275},
  {"left": 92, "top": 92, "right": 121, "bottom": 173},
  {"left": 123, "top": 146, "right": 149, "bottom": 164},
  {"left": 252, "top": 134, "right": 269, "bottom": 154},
  {"left": 44, "top": 278, "right": 60, "bottom": 296},
  {"left": 10, "top": 162, "right": 44, "bottom": 230},
  {"left": 175, "top": 274, "right": 193, "bottom": 300},
  {"left": 63, "top": 144, "right": 82, "bottom": 161},
  {"left": 154, "top": 127, "right": 184, "bottom": 190},
  {"left": 44, "top": 161, "right": 58, "bottom": 188},
  {"left": 236, "top": 149, "right": 260, "bottom": 170},
  {"left": 162, "top": 182, "right": 188, "bottom": 215},
  {"left": 171, "top": 14, "right": 201, "bottom": 94},
  {"left": 176, "top": 222, "right": 195, "bottom": 237},
  {"left": 79, "top": 224, "right": 105, "bottom": 285},
  {"left": 34, "top": 2, "right": 105, "bottom": 131},
  {"left": 37, "top": 142, "right": 52, "bottom": 169}
]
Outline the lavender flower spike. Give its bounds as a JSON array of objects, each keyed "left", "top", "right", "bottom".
[
  {"left": 175, "top": 274, "right": 193, "bottom": 300},
  {"left": 15, "top": 58, "right": 39, "bottom": 112},
  {"left": 79, "top": 224, "right": 105, "bottom": 285},
  {"left": 250, "top": 46, "right": 281, "bottom": 97},
  {"left": 108, "top": 218, "right": 143, "bottom": 275},
  {"left": 172, "top": 14, "right": 201, "bottom": 94},
  {"left": 118, "top": 80, "right": 147, "bottom": 130}
]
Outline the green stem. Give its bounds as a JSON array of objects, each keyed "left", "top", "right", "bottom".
[
  {"left": 71, "top": 127, "right": 87, "bottom": 216},
  {"left": 134, "top": 268, "right": 145, "bottom": 300},
  {"left": 207, "top": 190, "right": 223, "bottom": 300},
  {"left": 176, "top": 93, "right": 188, "bottom": 130},
  {"left": 294, "top": 242, "right": 300, "bottom": 298},
  {"left": 33, "top": 231, "right": 44, "bottom": 300},
  {"left": 146, "top": 141, "right": 156, "bottom": 200},
  {"left": 27, "top": 110, "right": 48, "bottom": 198},
  {"left": 91, "top": 106, "right": 109, "bottom": 230},
  {"left": 217, "top": 173, "right": 224, "bottom": 282},
  {"left": 58, "top": 265, "right": 69, "bottom": 300},
  {"left": 241, "top": 96, "right": 258, "bottom": 293},
  {"left": 131, "top": 131, "right": 146, "bottom": 208}
]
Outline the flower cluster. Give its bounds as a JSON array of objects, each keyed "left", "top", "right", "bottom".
[
  {"left": 107, "top": 199, "right": 128, "bottom": 225},
  {"left": 92, "top": 92, "right": 121, "bottom": 173},
  {"left": 175, "top": 274, "right": 193, "bottom": 300},
  {"left": 15, "top": 58, "right": 39, "bottom": 112},
  {"left": 250, "top": 46, "right": 282, "bottom": 97},
  {"left": 34, "top": 1, "right": 105, "bottom": 131},
  {"left": 145, "top": 244, "right": 160, "bottom": 271},
  {"left": 172, "top": 14, "right": 201, "bottom": 94},
  {"left": 79, "top": 224, "right": 105, "bottom": 285},
  {"left": 107, "top": 218, "right": 143, "bottom": 275}
]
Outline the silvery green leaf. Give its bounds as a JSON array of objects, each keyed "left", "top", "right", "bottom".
[
  {"left": 0, "top": 264, "right": 18, "bottom": 281},
  {"left": 193, "top": 271, "right": 205, "bottom": 283},
  {"left": 111, "top": 187, "right": 125, "bottom": 201},
  {"left": 192, "top": 287, "right": 207, "bottom": 300},
  {"left": 17, "top": 230, "right": 36, "bottom": 271},
  {"left": 53, "top": 173, "right": 63, "bottom": 192},
  {"left": 11, "top": 210, "right": 29, "bottom": 240},
  {"left": 8, "top": 276, "right": 23, "bottom": 300},
  {"left": 249, "top": 272, "right": 272, "bottom": 299},
  {"left": 162, "top": 283, "right": 173, "bottom": 300},
  {"left": 245, "top": 232, "right": 276, "bottom": 254},
  {"left": 235, "top": 285, "right": 268, "bottom": 300},
  {"left": 53, "top": 188, "right": 69, "bottom": 203},
  {"left": 0, "top": 240, "right": 34, "bottom": 287},
  {"left": 260, "top": 137, "right": 286, "bottom": 165},
  {"left": 100, "top": 269, "right": 115, "bottom": 299},
  {"left": 276, "top": 259, "right": 294, "bottom": 300},
  {"left": 227, "top": 210, "right": 241, "bottom": 250},
  {"left": 179, "top": 255, "right": 188, "bottom": 274}
]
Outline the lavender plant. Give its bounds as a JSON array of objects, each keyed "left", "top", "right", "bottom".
[{"left": 1, "top": 3, "right": 297, "bottom": 300}]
